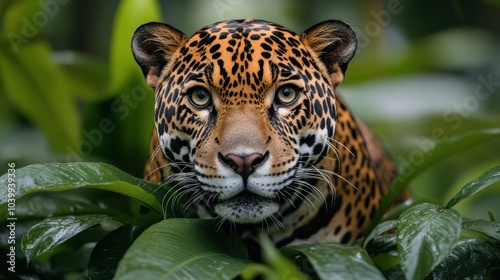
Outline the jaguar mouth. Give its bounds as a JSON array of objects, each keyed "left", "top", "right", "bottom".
[{"left": 213, "top": 191, "right": 280, "bottom": 224}]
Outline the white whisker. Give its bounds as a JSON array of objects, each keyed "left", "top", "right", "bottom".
[
  {"left": 311, "top": 167, "right": 357, "bottom": 191},
  {"left": 294, "top": 179, "right": 325, "bottom": 204},
  {"left": 289, "top": 186, "right": 317, "bottom": 212},
  {"left": 327, "top": 136, "right": 355, "bottom": 158},
  {"left": 268, "top": 214, "right": 284, "bottom": 230}
]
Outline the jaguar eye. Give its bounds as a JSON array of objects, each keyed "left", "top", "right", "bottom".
[
  {"left": 275, "top": 86, "right": 300, "bottom": 106},
  {"left": 188, "top": 87, "right": 211, "bottom": 108}
]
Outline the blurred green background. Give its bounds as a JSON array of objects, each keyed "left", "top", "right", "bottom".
[{"left": 1, "top": 0, "right": 499, "bottom": 219}]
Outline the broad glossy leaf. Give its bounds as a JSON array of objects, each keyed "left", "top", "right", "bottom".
[
  {"left": 114, "top": 219, "right": 250, "bottom": 279},
  {"left": 109, "top": 0, "right": 161, "bottom": 92},
  {"left": 425, "top": 239, "right": 500, "bottom": 279},
  {"left": 0, "top": 42, "right": 80, "bottom": 150},
  {"left": 0, "top": 162, "right": 166, "bottom": 214},
  {"left": 88, "top": 226, "right": 144, "bottom": 280},
  {"left": 445, "top": 165, "right": 500, "bottom": 209},
  {"left": 365, "top": 234, "right": 398, "bottom": 256},
  {"left": 397, "top": 203, "right": 461, "bottom": 280},
  {"left": 22, "top": 215, "right": 111, "bottom": 262},
  {"left": 370, "top": 129, "right": 500, "bottom": 233},
  {"left": 0, "top": 193, "right": 113, "bottom": 221},
  {"left": 462, "top": 219, "right": 500, "bottom": 241},
  {"left": 282, "top": 243, "right": 385, "bottom": 280}
]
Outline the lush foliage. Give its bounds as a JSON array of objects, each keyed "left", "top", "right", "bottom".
[
  {"left": 0, "top": 0, "right": 160, "bottom": 175},
  {"left": 1, "top": 130, "right": 499, "bottom": 279},
  {"left": 1, "top": 0, "right": 500, "bottom": 279}
]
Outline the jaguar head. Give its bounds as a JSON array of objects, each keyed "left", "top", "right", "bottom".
[{"left": 132, "top": 19, "right": 357, "bottom": 225}]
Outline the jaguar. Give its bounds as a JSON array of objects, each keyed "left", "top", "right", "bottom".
[{"left": 132, "top": 19, "right": 397, "bottom": 247}]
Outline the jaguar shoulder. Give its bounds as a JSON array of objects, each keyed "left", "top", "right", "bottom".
[{"left": 132, "top": 19, "right": 400, "bottom": 247}]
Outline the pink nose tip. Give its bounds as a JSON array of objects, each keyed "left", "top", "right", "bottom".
[{"left": 218, "top": 152, "right": 269, "bottom": 180}]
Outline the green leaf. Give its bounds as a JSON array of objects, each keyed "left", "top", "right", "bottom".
[
  {"left": 88, "top": 226, "right": 144, "bottom": 280},
  {"left": 0, "top": 194, "right": 65, "bottom": 220},
  {"left": 109, "top": 0, "right": 161, "bottom": 92},
  {"left": 240, "top": 263, "right": 282, "bottom": 280},
  {"left": 365, "top": 234, "right": 398, "bottom": 256},
  {"left": 381, "top": 199, "right": 416, "bottom": 221},
  {"left": 462, "top": 219, "right": 500, "bottom": 241},
  {"left": 53, "top": 51, "right": 111, "bottom": 102},
  {"left": 21, "top": 214, "right": 112, "bottom": 262},
  {"left": 0, "top": 192, "right": 113, "bottom": 221},
  {"left": 0, "top": 41, "right": 80, "bottom": 150},
  {"left": 240, "top": 234, "right": 310, "bottom": 280},
  {"left": 425, "top": 239, "right": 500, "bottom": 280},
  {"left": 1, "top": 1, "right": 39, "bottom": 38},
  {"left": 370, "top": 129, "right": 500, "bottom": 233},
  {"left": 445, "top": 165, "right": 500, "bottom": 209},
  {"left": 363, "top": 220, "right": 397, "bottom": 249},
  {"left": 383, "top": 265, "right": 406, "bottom": 280},
  {"left": 282, "top": 243, "right": 385, "bottom": 280},
  {"left": 0, "top": 162, "right": 166, "bottom": 214},
  {"left": 397, "top": 203, "right": 462, "bottom": 280},
  {"left": 488, "top": 211, "right": 496, "bottom": 221},
  {"left": 114, "top": 219, "right": 250, "bottom": 279}
]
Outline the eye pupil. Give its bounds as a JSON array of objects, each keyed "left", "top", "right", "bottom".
[
  {"left": 196, "top": 90, "right": 207, "bottom": 99},
  {"left": 282, "top": 88, "right": 292, "bottom": 97},
  {"left": 276, "top": 86, "right": 299, "bottom": 105},
  {"left": 189, "top": 87, "right": 211, "bottom": 108}
]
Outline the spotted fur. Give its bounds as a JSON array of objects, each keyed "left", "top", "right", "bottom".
[{"left": 132, "top": 19, "right": 397, "bottom": 246}]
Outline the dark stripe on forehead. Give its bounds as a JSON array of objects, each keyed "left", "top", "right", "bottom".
[
  {"left": 205, "top": 63, "right": 214, "bottom": 85},
  {"left": 270, "top": 62, "right": 279, "bottom": 82}
]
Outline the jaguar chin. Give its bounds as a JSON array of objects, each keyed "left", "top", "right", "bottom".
[{"left": 213, "top": 191, "right": 280, "bottom": 224}]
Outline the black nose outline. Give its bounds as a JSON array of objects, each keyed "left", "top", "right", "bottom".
[{"left": 218, "top": 151, "right": 269, "bottom": 184}]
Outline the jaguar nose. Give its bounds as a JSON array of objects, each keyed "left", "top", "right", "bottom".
[{"left": 218, "top": 152, "right": 269, "bottom": 181}]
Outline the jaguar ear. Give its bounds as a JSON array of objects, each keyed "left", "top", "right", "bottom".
[
  {"left": 301, "top": 20, "right": 357, "bottom": 86},
  {"left": 131, "top": 22, "right": 188, "bottom": 88}
]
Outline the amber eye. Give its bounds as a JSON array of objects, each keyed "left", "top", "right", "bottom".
[
  {"left": 188, "top": 87, "right": 211, "bottom": 108},
  {"left": 275, "top": 86, "right": 300, "bottom": 106}
]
